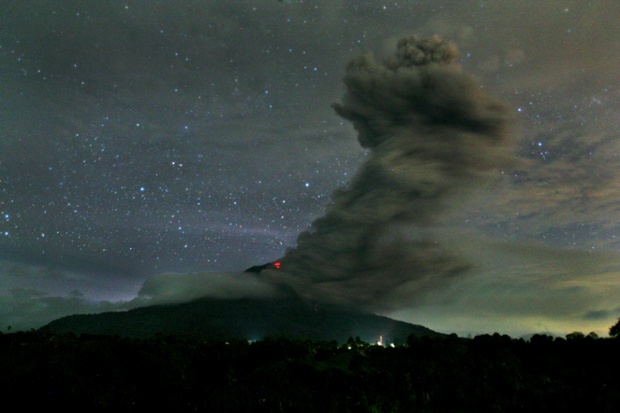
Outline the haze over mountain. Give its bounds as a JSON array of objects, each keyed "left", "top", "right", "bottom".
[{"left": 42, "top": 283, "right": 441, "bottom": 343}]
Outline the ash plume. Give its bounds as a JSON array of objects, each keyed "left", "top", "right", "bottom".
[{"left": 267, "top": 35, "right": 516, "bottom": 310}]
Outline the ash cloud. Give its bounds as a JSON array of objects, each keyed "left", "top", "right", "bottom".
[
  {"left": 267, "top": 35, "right": 516, "bottom": 310},
  {"left": 137, "top": 272, "right": 278, "bottom": 305}
]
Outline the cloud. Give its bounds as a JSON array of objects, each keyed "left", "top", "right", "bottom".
[
  {"left": 266, "top": 35, "right": 518, "bottom": 309},
  {"left": 386, "top": 232, "right": 620, "bottom": 337},
  {"left": 0, "top": 288, "right": 133, "bottom": 331},
  {"left": 0, "top": 265, "right": 279, "bottom": 330},
  {"left": 583, "top": 309, "right": 617, "bottom": 321},
  {"left": 136, "top": 272, "right": 278, "bottom": 305},
  {"left": 460, "top": 115, "right": 620, "bottom": 252}
]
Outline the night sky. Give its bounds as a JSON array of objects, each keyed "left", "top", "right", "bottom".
[{"left": 2, "top": 1, "right": 619, "bottom": 337}]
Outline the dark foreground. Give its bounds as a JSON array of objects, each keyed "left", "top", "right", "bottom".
[{"left": 1, "top": 331, "right": 619, "bottom": 412}]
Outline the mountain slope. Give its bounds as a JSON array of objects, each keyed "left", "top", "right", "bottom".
[{"left": 41, "top": 292, "right": 442, "bottom": 343}]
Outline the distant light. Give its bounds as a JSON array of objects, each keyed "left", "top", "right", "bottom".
[{"left": 273, "top": 261, "right": 281, "bottom": 269}]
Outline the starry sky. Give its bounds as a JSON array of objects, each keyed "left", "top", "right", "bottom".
[{"left": 1, "top": 0, "right": 619, "bottom": 337}]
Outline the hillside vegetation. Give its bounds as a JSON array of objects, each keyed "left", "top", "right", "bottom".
[{"left": 2, "top": 330, "right": 619, "bottom": 412}]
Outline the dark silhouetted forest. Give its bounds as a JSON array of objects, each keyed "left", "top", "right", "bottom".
[{"left": 2, "top": 327, "right": 620, "bottom": 412}]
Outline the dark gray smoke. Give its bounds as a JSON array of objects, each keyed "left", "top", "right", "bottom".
[{"left": 267, "top": 35, "right": 516, "bottom": 310}]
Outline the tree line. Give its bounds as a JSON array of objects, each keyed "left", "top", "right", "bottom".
[{"left": 1, "top": 319, "right": 619, "bottom": 412}]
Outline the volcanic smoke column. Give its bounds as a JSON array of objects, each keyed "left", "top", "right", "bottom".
[{"left": 270, "top": 35, "right": 515, "bottom": 309}]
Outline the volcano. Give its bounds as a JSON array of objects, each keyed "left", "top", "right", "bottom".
[{"left": 41, "top": 286, "right": 441, "bottom": 343}]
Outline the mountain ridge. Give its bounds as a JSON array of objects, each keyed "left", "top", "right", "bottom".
[{"left": 41, "top": 291, "right": 442, "bottom": 343}]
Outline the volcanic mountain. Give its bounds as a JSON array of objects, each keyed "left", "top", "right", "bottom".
[{"left": 41, "top": 282, "right": 441, "bottom": 343}]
